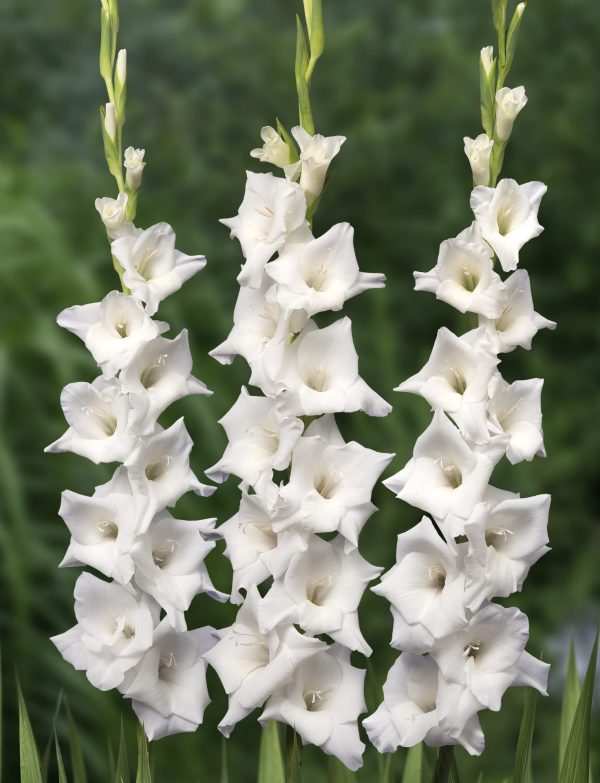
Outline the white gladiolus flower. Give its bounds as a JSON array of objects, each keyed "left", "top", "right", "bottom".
[
  {"left": 57, "top": 291, "right": 167, "bottom": 379},
  {"left": 479, "top": 269, "right": 556, "bottom": 352},
  {"left": 431, "top": 603, "right": 549, "bottom": 712},
  {"left": 51, "top": 572, "right": 157, "bottom": 691},
  {"left": 471, "top": 179, "right": 547, "bottom": 272},
  {"left": 204, "top": 586, "right": 326, "bottom": 737},
  {"left": 112, "top": 223, "right": 206, "bottom": 316},
  {"left": 206, "top": 387, "right": 304, "bottom": 487},
  {"left": 121, "top": 619, "right": 216, "bottom": 740},
  {"left": 463, "top": 494, "right": 550, "bottom": 611},
  {"left": 120, "top": 329, "right": 211, "bottom": 436},
  {"left": 396, "top": 327, "right": 498, "bottom": 444},
  {"left": 487, "top": 376, "right": 545, "bottom": 463},
  {"left": 221, "top": 171, "right": 308, "bottom": 288},
  {"left": 258, "top": 535, "right": 381, "bottom": 655},
  {"left": 124, "top": 146, "right": 146, "bottom": 190},
  {"left": 291, "top": 126, "right": 346, "bottom": 202},
  {"left": 116, "top": 48, "right": 127, "bottom": 85},
  {"left": 363, "top": 654, "right": 485, "bottom": 756},
  {"left": 250, "top": 126, "right": 291, "bottom": 168},
  {"left": 384, "top": 410, "right": 506, "bottom": 525},
  {"left": 260, "top": 645, "right": 366, "bottom": 772},
  {"left": 45, "top": 377, "right": 136, "bottom": 464},
  {"left": 463, "top": 135, "right": 494, "bottom": 187},
  {"left": 495, "top": 86, "right": 528, "bottom": 142},
  {"left": 372, "top": 518, "right": 466, "bottom": 650},
  {"left": 266, "top": 222, "right": 385, "bottom": 316},
  {"left": 414, "top": 224, "right": 507, "bottom": 318},
  {"left": 480, "top": 46, "right": 495, "bottom": 78},
  {"left": 95, "top": 193, "right": 132, "bottom": 239}
]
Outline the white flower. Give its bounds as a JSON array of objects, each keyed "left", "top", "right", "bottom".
[
  {"left": 463, "top": 135, "right": 493, "bottom": 187},
  {"left": 266, "top": 222, "right": 385, "bottom": 316},
  {"left": 479, "top": 269, "right": 556, "bottom": 352},
  {"left": 487, "top": 375, "right": 545, "bottom": 463},
  {"left": 104, "top": 102, "right": 117, "bottom": 142},
  {"left": 121, "top": 619, "right": 215, "bottom": 740},
  {"left": 363, "top": 653, "right": 485, "bottom": 756},
  {"left": 431, "top": 603, "right": 549, "bottom": 711},
  {"left": 495, "top": 86, "right": 527, "bottom": 142},
  {"left": 125, "top": 418, "right": 214, "bottom": 530},
  {"left": 112, "top": 223, "right": 206, "bottom": 316},
  {"left": 120, "top": 329, "right": 211, "bottom": 436},
  {"left": 221, "top": 172, "right": 308, "bottom": 288},
  {"left": 260, "top": 645, "right": 366, "bottom": 772},
  {"left": 206, "top": 387, "right": 303, "bottom": 487},
  {"left": 275, "top": 318, "right": 392, "bottom": 417},
  {"left": 275, "top": 415, "right": 394, "bottom": 545},
  {"left": 480, "top": 46, "right": 495, "bottom": 78},
  {"left": 372, "top": 518, "right": 466, "bottom": 650},
  {"left": 250, "top": 126, "right": 291, "bottom": 168},
  {"left": 57, "top": 291, "right": 167, "bottom": 379},
  {"left": 51, "top": 572, "right": 157, "bottom": 691},
  {"left": 131, "top": 512, "right": 225, "bottom": 629},
  {"left": 414, "top": 224, "right": 507, "bottom": 319},
  {"left": 463, "top": 494, "right": 550, "bottom": 611},
  {"left": 95, "top": 193, "right": 133, "bottom": 239},
  {"left": 396, "top": 327, "right": 498, "bottom": 444},
  {"left": 291, "top": 126, "right": 346, "bottom": 202},
  {"left": 45, "top": 377, "right": 136, "bottom": 464},
  {"left": 124, "top": 146, "right": 146, "bottom": 190},
  {"left": 259, "top": 535, "right": 381, "bottom": 655},
  {"left": 384, "top": 410, "right": 506, "bottom": 526},
  {"left": 471, "top": 179, "right": 546, "bottom": 272},
  {"left": 204, "top": 586, "right": 326, "bottom": 737}
]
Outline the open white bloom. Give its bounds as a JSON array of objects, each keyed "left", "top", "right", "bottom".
[
  {"left": 479, "top": 269, "right": 556, "bottom": 352},
  {"left": 124, "top": 146, "right": 146, "bottom": 190},
  {"left": 291, "top": 126, "right": 346, "bottom": 202},
  {"left": 95, "top": 193, "right": 133, "bottom": 239},
  {"left": 260, "top": 645, "right": 366, "bottom": 771},
  {"left": 276, "top": 318, "right": 392, "bottom": 417},
  {"left": 463, "top": 494, "right": 550, "bottom": 611},
  {"left": 463, "top": 135, "right": 493, "bottom": 187},
  {"left": 384, "top": 410, "right": 506, "bottom": 526},
  {"left": 121, "top": 619, "right": 215, "bottom": 740},
  {"left": 259, "top": 535, "right": 381, "bottom": 655},
  {"left": 414, "top": 224, "right": 506, "bottom": 319},
  {"left": 112, "top": 223, "right": 206, "bottom": 316},
  {"left": 204, "top": 586, "right": 326, "bottom": 737},
  {"left": 221, "top": 172, "right": 308, "bottom": 288},
  {"left": 207, "top": 387, "right": 303, "bottom": 487},
  {"left": 120, "top": 329, "right": 211, "bottom": 436},
  {"left": 396, "top": 327, "right": 498, "bottom": 444},
  {"left": 487, "top": 375, "right": 545, "bottom": 463},
  {"left": 51, "top": 572, "right": 157, "bottom": 691},
  {"left": 363, "top": 653, "right": 485, "bottom": 756},
  {"left": 250, "top": 126, "right": 291, "bottom": 168},
  {"left": 471, "top": 179, "right": 546, "bottom": 272},
  {"left": 495, "top": 86, "right": 527, "bottom": 142},
  {"left": 373, "top": 518, "right": 466, "bottom": 650},
  {"left": 57, "top": 291, "right": 167, "bottom": 378},
  {"left": 431, "top": 603, "right": 549, "bottom": 712},
  {"left": 266, "top": 222, "right": 385, "bottom": 316},
  {"left": 45, "top": 377, "right": 136, "bottom": 464}
]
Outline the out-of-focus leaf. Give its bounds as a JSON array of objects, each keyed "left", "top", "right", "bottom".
[
  {"left": 65, "top": 701, "right": 87, "bottom": 783},
  {"left": 402, "top": 743, "right": 424, "bottom": 783},
  {"left": 220, "top": 735, "right": 229, "bottom": 783},
  {"left": 327, "top": 756, "right": 356, "bottom": 783},
  {"left": 559, "top": 638, "right": 581, "bottom": 773},
  {"left": 285, "top": 727, "right": 302, "bottom": 783},
  {"left": 55, "top": 730, "right": 69, "bottom": 783},
  {"left": 379, "top": 754, "right": 392, "bottom": 783},
  {"left": 135, "top": 723, "right": 152, "bottom": 783},
  {"left": 449, "top": 755, "right": 461, "bottom": 783},
  {"left": 17, "top": 681, "right": 43, "bottom": 783},
  {"left": 114, "top": 718, "right": 129, "bottom": 783},
  {"left": 257, "top": 721, "right": 284, "bottom": 783},
  {"left": 513, "top": 688, "right": 538, "bottom": 783}
]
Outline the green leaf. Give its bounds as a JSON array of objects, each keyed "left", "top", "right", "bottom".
[
  {"left": 135, "top": 724, "right": 152, "bottom": 783},
  {"left": 559, "top": 638, "right": 581, "bottom": 773},
  {"left": 327, "top": 756, "right": 355, "bottom": 783},
  {"left": 54, "top": 730, "right": 69, "bottom": 783},
  {"left": 449, "top": 756, "right": 461, "bottom": 783},
  {"left": 513, "top": 688, "right": 538, "bottom": 783},
  {"left": 378, "top": 754, "right": 393, "bottom": 783},
  {"left": 0, "top": 643, "right": 3, "bottom": 783},
  {"left": 559, "top": 631, "right": 598, "bottom": 783},
  {"left": 402, "top": 743, "right": 424, "bottom": 783},
  {"left": 17, "top": 681, "right": 44, "bottom": 783},
  {"left": 257, "top": 721, "right": 284, "bottom": 783},
  {"left": 65, "top": 701, "right": 87, "bottom": 783},
  {"left": 505, "top": 2, "right": 526, "bottom": 73},
  {"left": 275, "top": 118, "right": 299, "bottom": 164},
  {"left": 294, "top": 16, "right": 314, "bottom": 135},
  {"left": 219, "top": 735, "right": 228, "bottom": 783},
  {"left": 114, "top": 718, "right": 130, "bottom": 783},
  {"left": 285, "top": 726, "right": 303, "bottom": 783}
]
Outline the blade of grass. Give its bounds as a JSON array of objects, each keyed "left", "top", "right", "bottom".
[
  {"left": 402, "top": 743, "right": 424, "bottom": 783},
  {"left": 327, "top": 756, "right": 356, "bottom": 782},
  {"left": 42, "top": 690, "right": 64, "bottom": 782},
  {"left": 55, "top": 730, "right": 69, "bottom": 783},
  {"left": 513, "top": 687, "right": 538, "bottom": 783},
  {"left": 135, "top": 723, "right": 152, "bottom": 783},
  {"left": 257, "top": 721, "right": 284, "bottom": 783},
  {"left": 17, "top": 680, "right": 44, "bottom": 783},
  {"left": 65, "top": 700, "right": 87, "bottom": 783},
  {"left": 0, "top": 643, "right": 3, "bottom": 783},
  {"left": 220, "top": 734, "right": 229, "bottom": 783},
  {"left": 559, "top": 638, "right": 581, "bottom": 774},
  {"left": 379, "top": 754, "right": 392, "bottom": 783},
  {"left": 449, "top": 755, "right": 461, "bottom": 783},
  {"left": 114, "top": 717, "right": 130, "bottom": 783}
]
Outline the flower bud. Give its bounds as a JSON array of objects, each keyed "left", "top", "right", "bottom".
[
  {"left": 480, "top": 46, "right": 495, "bottom": 78},
  {"left": 95, "top": 192, "right": 128, "bottom": 236},
  {"left": 104, "top": 102, "right": 117, "bottom": 142},
  {"left": 116, "top": 49, "right": 127, "bottom": 87},
  {"left": 250, "top": 126, "right": 290, "bottom": 168},
  {"left": 463, "top": 134, "right": 494, "bottom": 187},
  {"left": 124, "top": 146, "right": 146, "bottom": 190},
  {"left": 495, "top": 86, "right": 527, "bottom": 142}
]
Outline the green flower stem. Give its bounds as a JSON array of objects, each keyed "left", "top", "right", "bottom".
[
  {"left": 434, "top": 745, "right": 455, "bottom": 783},
  {"left": 285, "top": 725, "right": 302, "bottom": 783}
]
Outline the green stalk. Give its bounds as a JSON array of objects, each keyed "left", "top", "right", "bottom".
[{"left": 434, "top": 746, "right": 455, "bottom": 783}]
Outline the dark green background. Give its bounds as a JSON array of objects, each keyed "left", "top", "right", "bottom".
[{"left": 0, "top": 0, "right": 598, "bottom": 780}]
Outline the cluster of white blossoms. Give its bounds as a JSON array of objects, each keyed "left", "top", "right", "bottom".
[
  {"left": 364, "top": 41, "right": 556, "bottom": 756},
  {"left": 46, "top": 57, "right": 226, "bottom": 737},
  {"left": 205, "top": 123, "right": 393, "bottom": 770}
]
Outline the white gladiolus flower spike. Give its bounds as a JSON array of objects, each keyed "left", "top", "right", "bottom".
[
  {"left": 250, "top": 126, "right": 291, "bottom": 168},
  {"left": 464, "top": 135, "right": 494, "bottom": 187},
  {"left": 487, "top": 376, "right": 545, "bottom": 463},
  {"left": 495, "top": 86, "right": 528, "bottom": 142},
  {"left": 471, "top": 179, "right": 547, "bottom": 272},
  {"left": 124, "top": 146, "right": 146, "bottom": 190},
  {"left": 112, "top": 222, "right": 206, "bottom": 316},
  {"left": 291, "top": 125, "right": 346, "bottom": 202}
]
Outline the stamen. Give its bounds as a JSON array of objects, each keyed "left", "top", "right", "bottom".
[{"left": 96, "top": 519, "right": 118, "bottom": 540}]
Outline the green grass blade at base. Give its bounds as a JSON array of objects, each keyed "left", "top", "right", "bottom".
[
  {"left": 379, "top": 754, "right": 392, "bottom": 783},
  {"left": 257, "top": 721, "right": 284, "bottom": 783},
  {"left": 17, "top": 681, "right": 44, "bottom": 783},
  {"left": 559, "top": 638, "right": 581, "bottom": 775},
  {"left": 135, "top": 724, "right": 152, "bottom": 783},
  {"left": 220, "top": 735, "right": 229, "bottom": 783},
  {"left": 114, "top": 718, "right": 130, "bottom": 783},
  {"left": 55, "top": 730, "right": 69, "bottom": 783},
  {"left": 402, "top": 743, "right": 424, "bottom": 783},
  {"left": 513, "top": 687, "right": 538, "bottom": 783},
  {"left": 327, "top": 756, "right": 356, "bottom": 783},
  {"left": 65, "top": 701, "right": 87, "bottom": 783}
]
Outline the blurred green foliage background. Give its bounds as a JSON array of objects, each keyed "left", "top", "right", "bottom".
[{"left": 1, "top": 0, "right": 599, "bottom": 780}]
